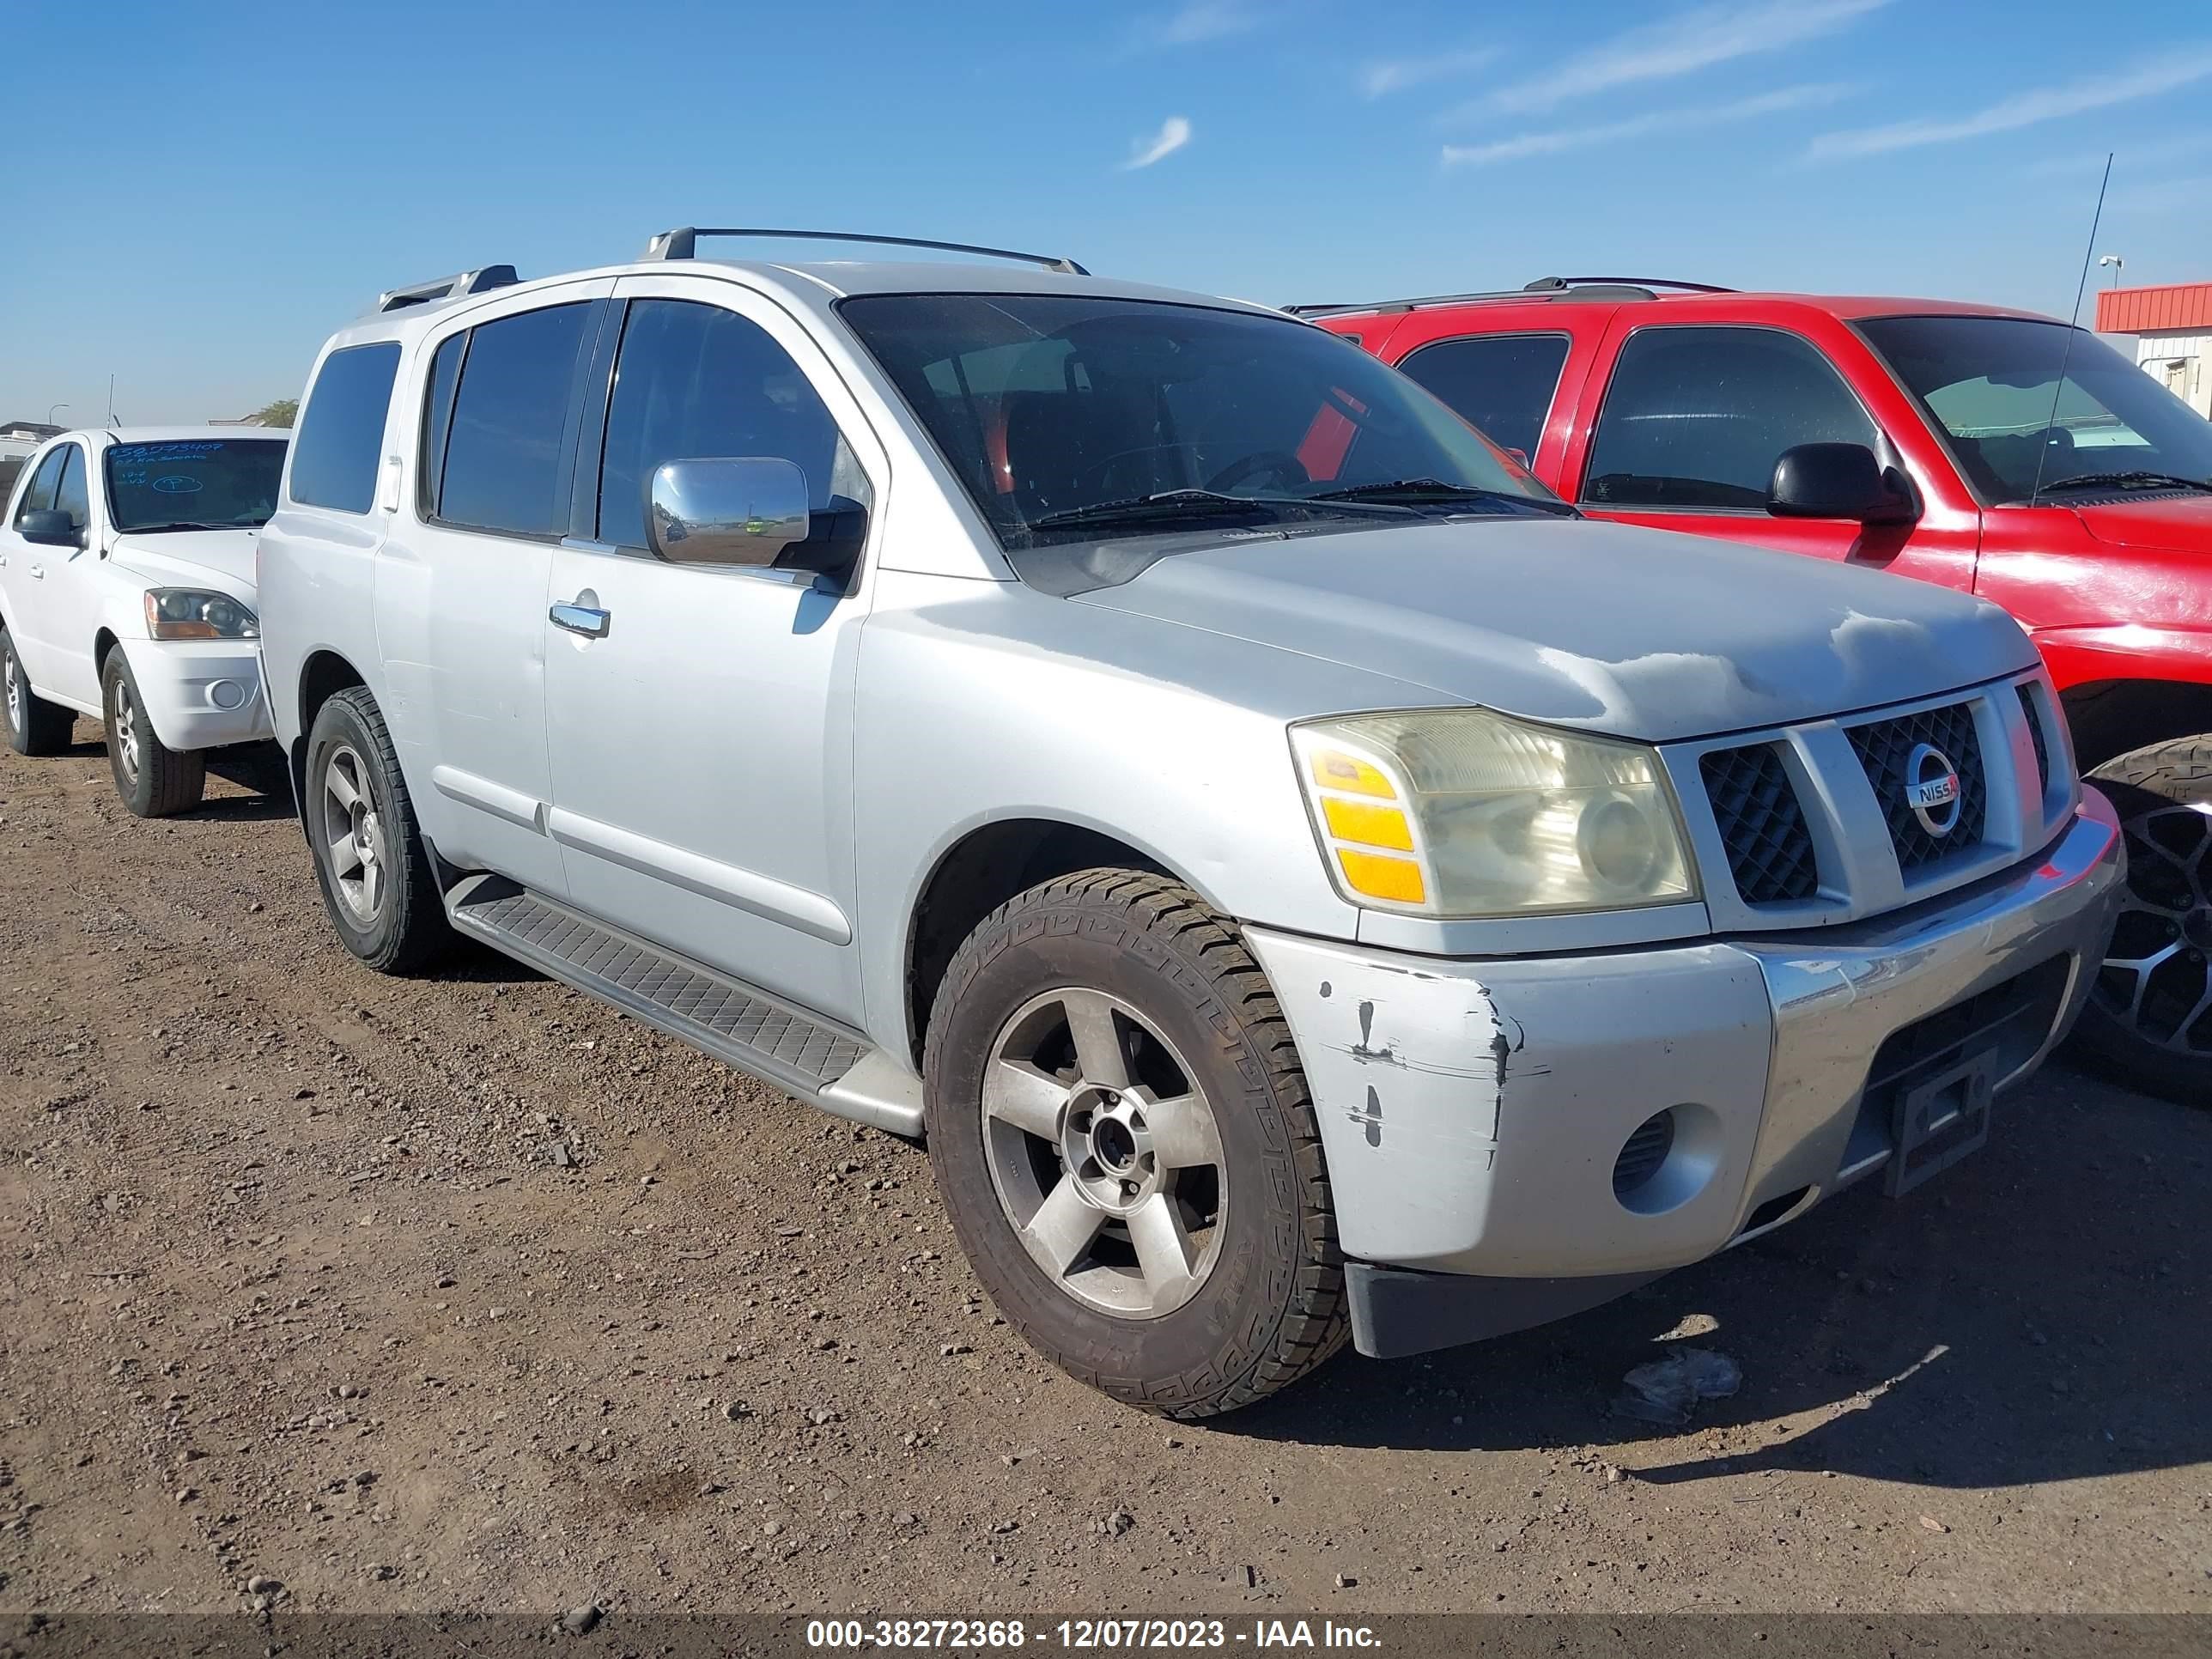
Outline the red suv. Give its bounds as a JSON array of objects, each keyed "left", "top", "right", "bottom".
[{"left": 1301, "top": 276, "right": 2212, "bottom": 1103}]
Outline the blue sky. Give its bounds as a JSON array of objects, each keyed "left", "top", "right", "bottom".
[{"left": 3, "top": 0, "right": 2209, "bottom": 424}]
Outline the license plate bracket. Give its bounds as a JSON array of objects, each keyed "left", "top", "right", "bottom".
[{"left": 1885, "top": 1047, "right": 1996, "bottom": 1198}]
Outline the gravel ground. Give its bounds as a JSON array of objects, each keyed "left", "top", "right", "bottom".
[{"left": 0, "top": 730, "right": 2206, "bottom": 1618}]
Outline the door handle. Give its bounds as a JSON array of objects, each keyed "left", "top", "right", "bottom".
[
  {"left": 549, "top": 600, "right": 610, "bottom": 638},
  {"left": 28, "top": 564, "right": 44, "bottom": 580}
]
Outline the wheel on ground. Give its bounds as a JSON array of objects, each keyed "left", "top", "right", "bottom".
[
  {"left": 924, "top": 868, "right": 1346, "bottom": 1418},
  {"left": 101, "top": 649, "right": 205, "bottom": 817},
  {"left": 1, "top": 625, "right": 75, "bottom": 756},
  {"left": 304, "top": 687, "right": 453, "bottom": 974},
  {"left": 2070, "top": 735, "right": 2212, "bottom": 1104}
]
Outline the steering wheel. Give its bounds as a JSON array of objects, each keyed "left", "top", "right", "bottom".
[{"left": 1206, "top": 450, "right": 1310, "bottom": 495}]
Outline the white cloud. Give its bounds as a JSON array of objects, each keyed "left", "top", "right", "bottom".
[
  {"left": 1809, "top": 47, "right": 2212, "bottom": 159},
  {"left": 1126, "top": 116, "right": 1194, "bottom": 170},
  {"left": 1361, "top": 46, "right": 1500, "bottom": 99},
  {"left": 1149, "top": 2, "right": 1262, "bottom": 45},
  {"left": 2106, "top": 173, "right": 2212, "bottom": 215},
  {"left": 1444, "top": 82, "right": 1851, "bottom": 167},
  {"left": 1468, "top": 0, "right": 1889, "bottom": 117},
  {"left": 2024, "top": 132, "right": 2212, "bottom": 179}
]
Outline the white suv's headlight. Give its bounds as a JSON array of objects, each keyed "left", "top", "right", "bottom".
[
  {"left": 1291, "top": 708, "right": 1698, "bottom": 918},
  {"left": 144, "top": 589, "right": 258, "bottom": 641}
]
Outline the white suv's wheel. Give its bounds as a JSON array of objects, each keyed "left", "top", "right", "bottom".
[
  {"left": 925, "top": 869, "right": 1346, "bottom": 1418},
  {"left": 101, "top": 649, "right": 205, "bottom": 817},
  {"left": 1, "top": 625, "right": 74, "bottom": 757}
]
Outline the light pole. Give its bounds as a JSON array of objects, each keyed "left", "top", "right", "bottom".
[
  {"left": 45, "top": 403, "right": 70, "bottom": 426},
  {"left": 2098, "top": 254, "right": 2124, "bottom": 289}
]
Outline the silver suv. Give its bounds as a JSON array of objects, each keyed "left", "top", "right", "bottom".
[{"left": 258, "top": 230, "right": 2124, "bottom": 1417}]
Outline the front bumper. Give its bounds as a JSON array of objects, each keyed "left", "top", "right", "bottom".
[
  {"left": 1244, "top": 792, "right": 2124, "bottom": 1358},
  {"left": 123, "top": 639, "right": 273, "bottom": 750}
]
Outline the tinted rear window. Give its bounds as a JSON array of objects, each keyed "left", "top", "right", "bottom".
[
  {"left": 289, "top": 343, "right": 401, "bottom": 513},
  {"left": 1398, "top": 334, "right": 1570, "bottom": 459},
  {"left": 434, "top": 303, "right": 592, "bottom": 538}
]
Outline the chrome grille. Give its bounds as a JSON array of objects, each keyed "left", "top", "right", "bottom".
[
  {"left": 1700, "top": 744, "right": 1820, "bottom": 905},
  {"left": 1846, "top": 701, "right": 1987, "bottom": 872}
]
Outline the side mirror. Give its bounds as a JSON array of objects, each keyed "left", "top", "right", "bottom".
[
  {"left": 1768, "top": 442, "right": 1917, "bottom": 525},
  {"left": 647, "top": 458, "right": 810, "bottom": 568},
  {"left": 18, "top": 508, "right": 85, "bottom": 550}
]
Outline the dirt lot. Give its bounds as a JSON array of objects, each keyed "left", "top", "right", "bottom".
[{"left": 1, "top": 730, "right": 2206, "bottom": 1620}]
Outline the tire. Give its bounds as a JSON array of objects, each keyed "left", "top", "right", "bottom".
[
  {"left": 2069, "top": 735, "right": 2212, "bottom": 1104},
  {"left": 924, "top": 868, "right": 1346, "bottom": 1418},
  {"left": 100, "top": 649, "right": 206, "bottom": 817},
  {"left": 303, "top": 687, "right": 453, "bottom": 974},
  {"left": 1, "top": 624, "right": 75, "bottom": 757}
]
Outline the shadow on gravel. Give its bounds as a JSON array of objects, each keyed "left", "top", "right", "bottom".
[
  {"left": 195, "top": 742, "right": 296, "bottom": 820},
  {"left": 1222, "top": 1063, "right": 2209, "bottom": 1493}
]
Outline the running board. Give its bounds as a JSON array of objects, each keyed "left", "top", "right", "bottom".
[{"left": 443, "top": 876, "right": 924, "bottom": 1137}]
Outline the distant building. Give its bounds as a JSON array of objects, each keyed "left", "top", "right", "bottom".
[
  {"left": 1, "top": 418, "right": 63, "bottom": 445},
  {"left": 2094, "top": 282, "right": 2212, "bottom": 418}
]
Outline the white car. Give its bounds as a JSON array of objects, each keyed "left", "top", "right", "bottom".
[{"left": 0, "top": 426, "right": 287, "bottom": 814}]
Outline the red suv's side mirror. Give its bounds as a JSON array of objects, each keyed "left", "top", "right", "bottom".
[{"left": 1768, "top": 442, "right": 1917, "bottom": 525}]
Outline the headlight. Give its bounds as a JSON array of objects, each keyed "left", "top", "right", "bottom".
[
  {"left": 144, "top": 589, "right": 258, "bottom": 641},
  {"left": 1291, "top": 708, "right": 1698, "bottom": 918}
]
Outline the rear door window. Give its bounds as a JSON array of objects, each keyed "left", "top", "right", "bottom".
[
  {"left": 434, "top": 303, "right": 594, "bottom": 538},
  {"left": 290, "top": 343, "right": 402, "bottom": 514},
  {"left": 1583, "top": 325, "right": 1875, "bottom": 509},
  {"left": 1398, "top": 334, "right": 1570, "bottom": 459}
]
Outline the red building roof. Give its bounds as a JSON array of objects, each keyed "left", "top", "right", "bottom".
[{"left": 2096, "top": 282, "right": 2212, "bottom": 335}]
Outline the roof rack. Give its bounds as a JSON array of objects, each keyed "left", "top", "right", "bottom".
[
  {"left": 640, "top": 227, "right": 1088, "bottom": 276},
  {"left": 374, "top": 265, "right": 520, "bottom": 314},
  {"left": 1284, "top": 274, "right": 1735, "bottom": 319}
]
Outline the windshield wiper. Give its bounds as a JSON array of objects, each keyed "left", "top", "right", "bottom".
[
  {"left": 1027, "top": 490, "right": 1321, "bottom": 532},
  {"left": 124, "top": 520, "right": 247, "bottom": 533},
  {"left": 2039, "top": 471, "right": 2212, "bottom": 496},
  {"left": 1309, "top": 477, "right": 1579, "bottom": 516}
]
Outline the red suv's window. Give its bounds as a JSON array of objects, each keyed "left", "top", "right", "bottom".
[{"left": 1397, "top": 334, "right": 1570, "bottom": 461}]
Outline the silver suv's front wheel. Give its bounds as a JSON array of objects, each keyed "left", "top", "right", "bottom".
[
  {"left": 981, "top": 987, "right": 1227, "bottom": 1321},
  {"left": 925, "top": 869, "right": 1346, "bottom": 1418}
]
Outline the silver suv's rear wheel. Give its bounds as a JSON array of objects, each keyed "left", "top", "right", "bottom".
[
  {"left": 319, "top": 742, "right": 389, "bottom": 927},
  {"left": 925, "top": 869, "right": 1346, "bottom": 1418},
  {"left": 303, "top": 688, "right": 453, "bottom": 975}
]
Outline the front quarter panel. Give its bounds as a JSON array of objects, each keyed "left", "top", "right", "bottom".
[{"left": 852, "top": 570, "right": 1430, "bottom": 1060}]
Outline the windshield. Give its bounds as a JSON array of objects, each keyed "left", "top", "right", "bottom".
[
  {"left": 838, "top": 294, "right": 1562, "bottom": 546},
  {"left": 1860, "top": 315, "right": 2212, "bottom": 504},
  {"left": 104, "top": 438, "right": 288, "bottom": 532}
]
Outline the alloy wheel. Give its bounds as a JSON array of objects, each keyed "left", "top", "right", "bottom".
[
  {"left": 321, "top": 744, "right": 388, "bottom": 926},
  {"left": 111, "top": 678, "right": 141, "bottom": 784},
  {"left": 2095, "top": 801, "right": 2212, "bottom": 1054},
  {"left": 981, "top": 987, "right": 1227, "bottom": 1319},
  {"left": 3, "top": 641, "right": 18, "bottom": 731}
]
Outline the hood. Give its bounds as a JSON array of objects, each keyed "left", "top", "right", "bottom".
[
  {"left": 106, "top": 527, "right": 259, "bottom": 595},
  {"left": 2067, "top": 494, "right": 2212, "bottom": 553},
  {"left": 1068, "top": 517, "right": 2037, "bottom": 744}
]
